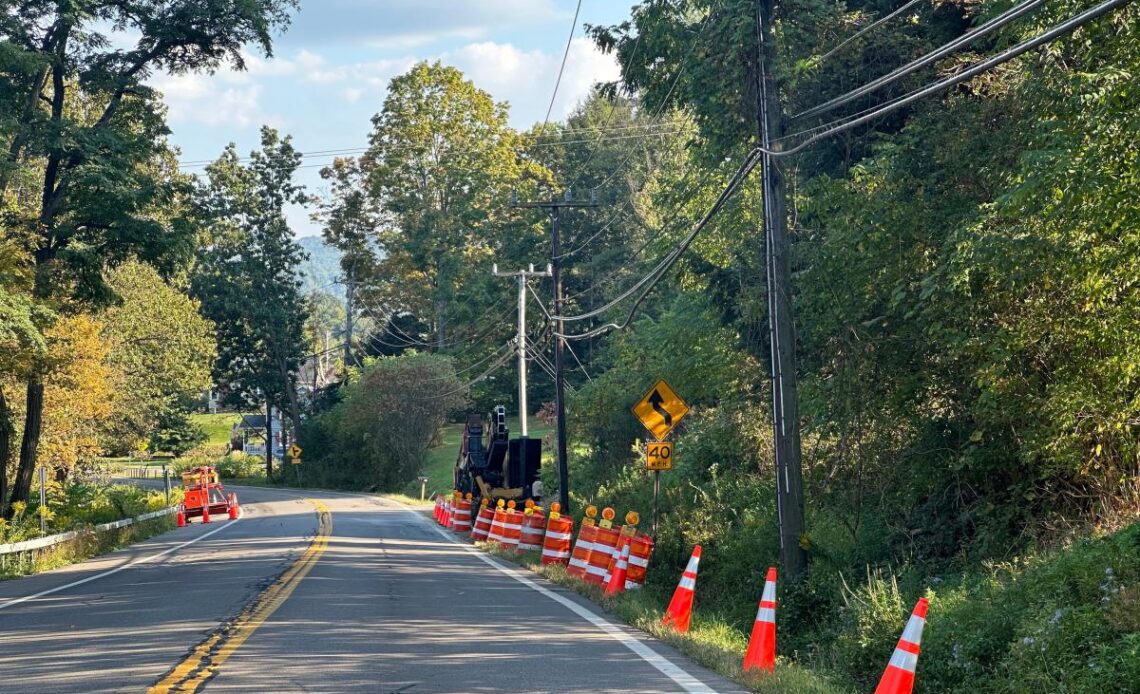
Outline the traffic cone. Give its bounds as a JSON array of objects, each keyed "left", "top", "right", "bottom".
[
  {"left": 662, "top": 545, "right": 701, "bottom": 633},
  {"left": 875, "top": 598, "right": 929, "bottom": 694},
  {"left": 228, "top": 493, "right": 240, "bottom": 520},
  {"left": 604, "top": 540, "right": 631, "bottom": 597},
  {"left": 201, "top": 502, "right": 211, "bottom": 524},
  {"left": 176, "top": 504, "right": 186, "bottom": 527},
  {"left": 743, "top": 567, "right": 778, "bottom": 674}
]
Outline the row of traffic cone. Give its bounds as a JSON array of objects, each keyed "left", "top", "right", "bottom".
[{"left": 661, "top": 545, "right": 928, "bottom": 693}]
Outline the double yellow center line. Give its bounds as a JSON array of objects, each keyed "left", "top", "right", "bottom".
[{"left": 149, "top": 500, "right": 332, "bottom": 693}]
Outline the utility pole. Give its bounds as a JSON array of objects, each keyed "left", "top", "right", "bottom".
[
  {"left": 513, "top": 188, "right": 599, "bottom": 513},
  {"left": 343, "top": 275, "right": 355, "bottom": 374},
  {"left": 757, "top": 0, "right": 807, "bottom": 578},
  {"left": 493, "top": 263, "right": 551, "bottom": 439}
]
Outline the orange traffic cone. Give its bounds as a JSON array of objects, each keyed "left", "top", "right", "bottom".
[
  {"left": 201, "top": 503, "right": 211, "bottom": 524},
  {"left": 743, "top": 567, "right": 778, "bottom": 674},
  {"left": 604, "top": 540, "right": 631, "bottom": 597},
  {"left": 176, "top": 504, "right": 186, "bottom": 527},
  {"left": 875, "top": 598, "right": 929, "bottom": 694},
  {"left": 228, "top": 493, "right": 240, "bottom": 520},
  {"left": 662, "top": 545, "right": 701, "bottom": 633}
]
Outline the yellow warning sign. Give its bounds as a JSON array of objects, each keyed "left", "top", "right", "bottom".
[
  {"left": 646, "top": 441, "right": 673, "bottom": 471},
  {"left": 289, "top": 444, "right": 302, "bottom": 459},
  {"left": 632, "top": 379, "right": 690, "bottom": 441}
]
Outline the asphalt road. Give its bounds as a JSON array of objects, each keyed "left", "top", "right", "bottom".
[{"left": 0, "top": 486, "right": 747, "bottom": 693}]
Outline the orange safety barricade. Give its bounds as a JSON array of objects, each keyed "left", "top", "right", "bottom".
[
  {"left": 542, "top": 515, "right": 575, "bottom": 565},
  {"left": 567, "top": 524, "right": 598, "bottom": 579},
  {"left": 586, "top": 525, "right": 621, "bottom": 585},
  {"left": 518, "top": 508, "right": 545, "bottom": 552},
  {"left": 433, "top": 495, "right": 441, "bottom": 523},
  {"left": 500, "top": 509, "right": 523, "bottom": 549},
  {"left": 487, "top": 507, "right": 508, "bottom": 545},
  {"left": 471, "top": 503, "right": 494, "bottom": 541},
  {"left": 624, "top": 533, "right": 655, "bottom": 590},
  {"left": 451, "top": 498, "right": 472, "bottom": 533}
]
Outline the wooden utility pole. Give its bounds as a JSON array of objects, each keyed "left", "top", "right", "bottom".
[
  {"left": 513, "top": 189, "right": 599, "bottom": 514},
  {"left": 757, "top": 0, "right": 808, "bottom": 578},
  {"left": 492, "top": 263, "right": 553, "bottom": 439},
  {"left": 343, "top": 276, "right": 355, "bottom": 374}
]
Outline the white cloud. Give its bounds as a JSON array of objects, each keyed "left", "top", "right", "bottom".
[
  {"left": 446, "top": 37, "right": 619, "bottom": 126},
  {"left": 151, "top": 71, "right": 267, "bottom": 128}
]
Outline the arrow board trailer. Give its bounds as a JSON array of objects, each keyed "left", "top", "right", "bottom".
[{"left": 454, "top": 405, "right": 542, "bottom": 503}]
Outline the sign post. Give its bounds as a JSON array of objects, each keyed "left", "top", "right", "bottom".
[
  {"left": 633, "top": 380, "right": 689, "bottom": 540},
  {"left": 38, "top": 466, "right": 47, "bottom": 535},
  {"left": 289, "top": 444, "right": 303, "bottom": 485}
]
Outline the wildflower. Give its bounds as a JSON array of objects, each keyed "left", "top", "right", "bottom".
[{"left": 1022, "top": 636, "right": 1035, "bottom": 646}]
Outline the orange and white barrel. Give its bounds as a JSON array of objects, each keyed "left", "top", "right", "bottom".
[
  {"left": 541, "top": 515, "right": 575, "bottom": 565},
  {"left": 624, "top": 533, "right": 655, "bottom": 589},
  {"left": 487, "top": 507, "right": 508, "bottom": 545},
  {"left": 567, "top": 524, "right": 598, "bottom": 579},
  {"left": 586, "top": 525, "right": 621, "bottom": 585},
  {"left": 434, "top": 495, "right": 443, "bottom": 524},
  {"left": 451, "top": 498, "right": 472, "bottom": 533},
  {"left": 500, "top": 509, "right": 523, "bottom": 550},
  {"left": 471, "top": 503, "right": 494, "bottom": 541},
  {"left": 518, "top": 509, "right": 546, "bottom": 552}
]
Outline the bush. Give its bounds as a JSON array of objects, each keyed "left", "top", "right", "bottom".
[
  {"left": 214, "top": 452, "right": 261, "bottom": 479},
  {"left": 299, "top": 353, "right": 466, "bottom": 490}
]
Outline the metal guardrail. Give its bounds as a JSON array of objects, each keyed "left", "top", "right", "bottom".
[{"left": 0, "top": 506, "right": 177, "bottom": 557}]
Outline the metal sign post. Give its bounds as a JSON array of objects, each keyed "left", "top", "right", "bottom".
[
  {"left": 163, "top": 464, "right": 171, "bottom": 505},
  {"left": 645, "top": 440, "right": 673, "bottom": 540},
  {"left": 38, "top": 466, "right": 47, "bottom": 535}
]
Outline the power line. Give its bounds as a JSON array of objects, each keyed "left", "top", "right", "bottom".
[
  {"left": 554, "top": 0, "right": 1131, "bottom": 341},
  {"left": 556, "top": 148, "right": 763, "bottom": 340},
  {"left": 793, "top": 0, "right": 1048, "bottom": 120},
  {"left": 814, "top": 0, "right": 928, "bottom": 66},
  {"left": 539, "top": 0, "right": 584, "bottom": 137}
]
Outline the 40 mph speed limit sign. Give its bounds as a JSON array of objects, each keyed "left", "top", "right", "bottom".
[{"left": 646, "top": 441, "right": 673, "bottom": 471}]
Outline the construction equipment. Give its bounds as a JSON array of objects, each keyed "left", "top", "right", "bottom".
[
  {"left": 454, "top": 405, "right": 542, "bottom": 504},
  {"left": 181, "top": 466, "right": 232, "bottom": 520}
]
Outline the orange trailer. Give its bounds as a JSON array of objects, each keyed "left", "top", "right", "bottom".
[{"left": 181, "top": 466, "right": 232, "bottom": 519}]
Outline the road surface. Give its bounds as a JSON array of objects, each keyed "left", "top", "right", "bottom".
[{"left": 0, "top": 486, "right": 746, "bottom": 693}]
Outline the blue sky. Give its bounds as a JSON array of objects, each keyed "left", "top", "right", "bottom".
[{"left": 154, "top": 1, "right": 633, "bottom": 236}]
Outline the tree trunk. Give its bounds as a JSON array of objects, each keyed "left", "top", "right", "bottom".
[
  {"left": 10, "top": 379, "right": 44, "bottom": 509},
  {"left": 265, "top": 400, "right": 273, "bottom": 481},
  {"left": 278, "top": 358, "right": 303, "bottom": 446},
  {"left": 0, "top": 386, "right": 11, "bottom": 517}
]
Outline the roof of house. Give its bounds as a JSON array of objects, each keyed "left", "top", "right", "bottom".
[{"left": 233, "top": 414, "right": 267, "bottom": 431}]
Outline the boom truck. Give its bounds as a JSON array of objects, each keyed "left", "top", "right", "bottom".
[{"left": 454, "top": 405, "right": 542, "bottom": 504}]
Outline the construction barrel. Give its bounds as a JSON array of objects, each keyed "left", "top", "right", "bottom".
[
  {"left": 451, "top": 497, "right": 472, "bottom": 533},
  {"left": 541, "top": 514, "right": 575, "bottom": 565},
  {"left": 586, "top": 525, "right": 621, "bottom": 585},
  {"left": 471, "top": 502, "right": 494, "bottom": 541},
  {"left": 624, "top": 533, "right": 655, "bottom": 590},
  {"left": 518, "top": 508, "right": 545, "bottom": 552},
  {"left": 567, "top": 523, "right": 599, "bottom": 579}
]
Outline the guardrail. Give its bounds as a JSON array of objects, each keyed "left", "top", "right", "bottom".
[
  {"left": 116, "top": 466, "right": 168, "bottom": 479},
  {"left": 0, "top": 506, "right": 177, "bottom": 560}
]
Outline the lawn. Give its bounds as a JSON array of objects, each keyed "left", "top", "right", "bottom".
[
  {"left": 420, "top": 417, "right": 553, "bottom": 497},
  {"left": 190, "top": 412, "right": 242, "bottom": 446}
]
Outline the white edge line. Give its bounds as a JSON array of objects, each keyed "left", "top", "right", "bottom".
[
  {"left": 0, "top": 518, "right": 239, "bottom": 612},
  {"left": 387, "top": 496, "right": 720, "bottom": 694}
]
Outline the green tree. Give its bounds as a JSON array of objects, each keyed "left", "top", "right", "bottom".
[
  {"left": 101, "top": 260, "right": 215, "bottom": 456},
  {"left": 361, "top": 61, "right": 550, "bottom": 347},
  {"left": 191, "top": 127, "right": 309, "bottom": 478},
  {"left": 0, "top": 0, "right": 296, "bottom": 509}
]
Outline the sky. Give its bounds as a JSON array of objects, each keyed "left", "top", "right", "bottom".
[{"left": 154, "top": 0, "right": 633, "bottom": 237}]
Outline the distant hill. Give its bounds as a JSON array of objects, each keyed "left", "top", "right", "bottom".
[{"left": 297, "top": 236, "right": 342, "bottom": 299}]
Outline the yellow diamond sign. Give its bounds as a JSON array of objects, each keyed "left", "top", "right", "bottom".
[
  {"left": 632, "top": 379, "right": 689, "bottom": 441},
  {"left": 289, "top": 444, "right": 302, "bottom": 459}
]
